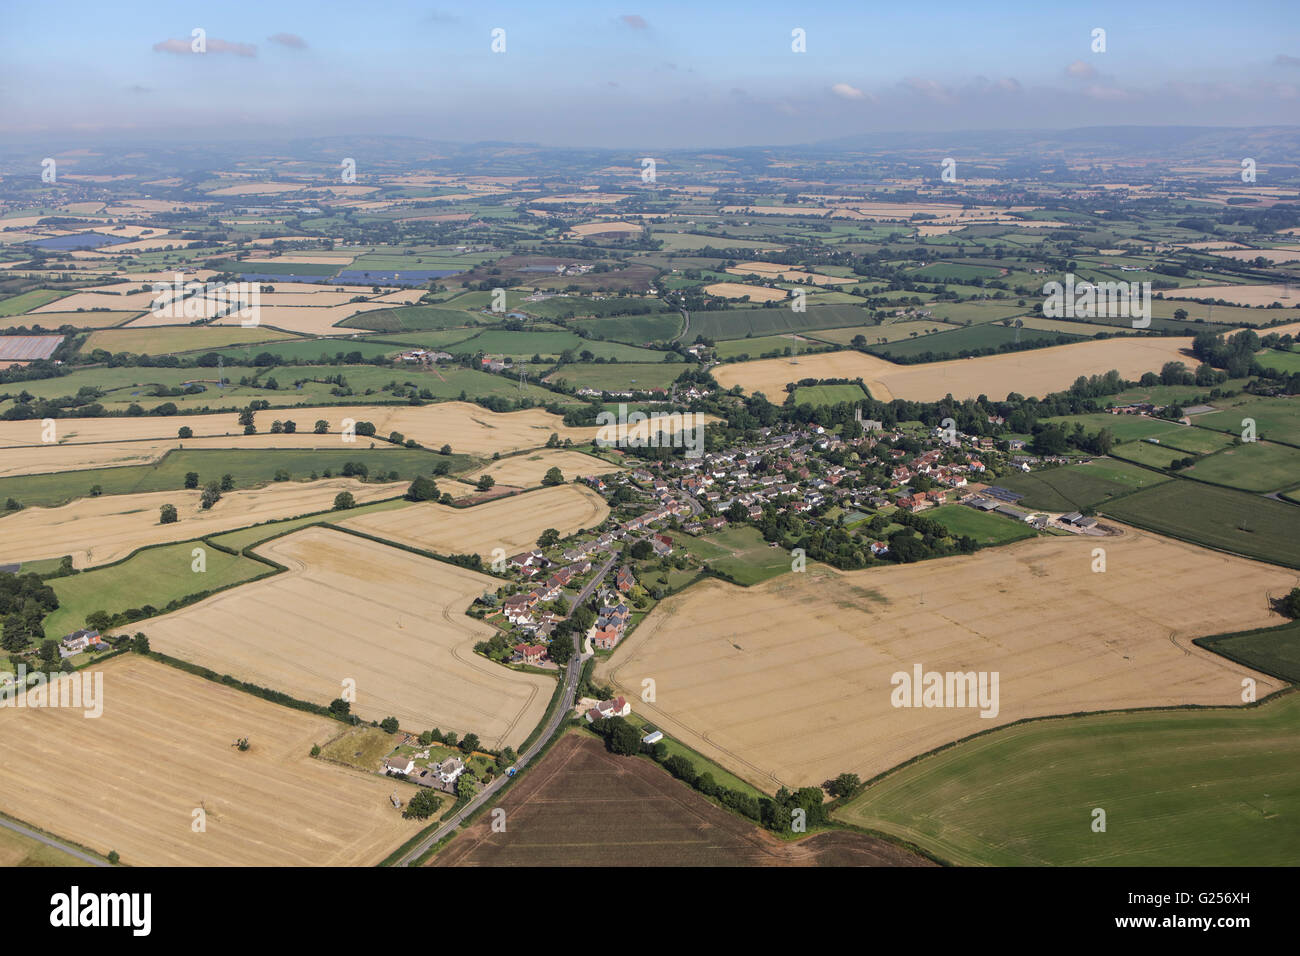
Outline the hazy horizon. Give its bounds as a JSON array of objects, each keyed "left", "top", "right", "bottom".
[{"left": 4, "top": 0, "right": 1299, "bottom": 150}]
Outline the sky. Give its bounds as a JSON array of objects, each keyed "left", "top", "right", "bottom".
[{"left": 2, "top": 0, "right": 1298, "bottom": 149}]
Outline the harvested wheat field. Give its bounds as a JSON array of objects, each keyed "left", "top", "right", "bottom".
[
  {"left": 464, "top": 450, "right": 623, "bottom": 488},
  {"left": 339, "top": 483, "right": 608, "bottom": 559},
  {"left": 713, "top": 337, "right": 1195, "bottom": 402},
  {"left": 1165, "top": 284, "right": 1298, "bottom": 307},
  {"left": 0, "top": 655, "right": 419, "bottom": 866},
  {"left": 703, "top": 282, "right": 789, "bottom": 303},
  {"left": 211, "top": 302, "right": 391, "bottom": 335},
  {"left": 0, "top": 478, "right": 395, "bottom": 568},
  {"left": 0, "top": 402, "right": 593, "bottom": 454},
  {"left": 140, "top": 527, "right": 552, "bottom": 747},
  {"left": 597, "top": 526, "right": 1296, "bottom": 792}
]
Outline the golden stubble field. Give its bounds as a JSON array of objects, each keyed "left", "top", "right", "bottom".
[
  {"left": 0, "top": 478, "right": 397, "bottom": 568},
  {"left": 139, "top": 527, "right": 553, "bottom": 748},
  {"left": 0, "top": 402, "right": 598, "bottom": 456},
  {"left": 339, "top": 483, "right": 609, "bottom": 559},
  {"left": 464, "top": 450, "right": 624, "bottom": 488},
  {"left": 1165, "top": 284, "right": 1298, "bottom": 307},
  {"left": 0, "top": 655, "right": 419, "bottom": 866},
  {"left": 712, "top": 337, "right": 1196, "bottom": 402},
  {"left": 596, "top": 527, "right": 1296, "bottom": 791}
]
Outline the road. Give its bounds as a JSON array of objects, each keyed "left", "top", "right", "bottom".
[
  {"left": 0, "top": 816, "right": 107, "bottom": 867},
  {"left": 393, "top": 553, "right": 615, "bottom": 866}
]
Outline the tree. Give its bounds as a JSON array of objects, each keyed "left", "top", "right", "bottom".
[
  {"left": 333, "top": 491, "right": 356, "bottom": 510},
  {"left": 159, "top": 503, "right": 179, "bottom": 524},
  {"left": 475, "top": 474, "right": 495, "bottom": 492},
  {"left": 328, "top": 698, "right": 351, "bottom": 718},
  {"left": 457, "top": 776, "right": 478, "bottom": 800},
  {"left": 1281, "top": 587, "right": 1300, "bottom": 619},
  {"left": 132, "top": 632, "right": 150, "bottom": 654},
  {"left": 828, "top": 772, "right": 862, "bottom": 799},
  {"left": 200, "top": 482, "right": 221, "bottom": 510},
  {"left": 548, "top": 635, "right": 574, "bottom": 666},
  {"left": 313, "top": 419, "right": 329, "bottom": 434},
  {"left": 541, "top": 466, "right": 564, "bottom": 486},
  {"left": 537, "top": 527, "right": 560, "bottom": 549},
  {"left": 379, "top": 716, "right": 399, "bottom": 733},
  {"left": 403, "top": 789, "right": 441, "bottom": 819},
  {"left": 405, "top": 475, "right": 440, "bottom": 501},
  {"left": 439, "top": 444, "right": 452, "bottom": 456},
  {"left": 184, "top": 471, "right": 200, "bottom": 489},
  {"left": 460, "top": 733, "right": 481, "bottom": 753},
  {"left": 178, "top": 426, "right": 192, "bottom": 439},
  {"left": 283, "top": 420, "right": 296, "bottom": 433},
  {"left": 220, "top": 473, "right": 234, "bottom": 491},
  {"left": 629, "top": 539, "right": 654, "bottom": 560}
]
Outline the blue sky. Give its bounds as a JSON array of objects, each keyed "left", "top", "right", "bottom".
[{"left": 2, "top": 1, "right": 1298, "bottom": 147}]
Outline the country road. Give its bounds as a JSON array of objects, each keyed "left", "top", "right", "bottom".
[
  {"left": 0, "top": 816, "right": 107, "bottom": 867},
  {"left": 394, "top": 552, "right": 616, "bottom": 866}
]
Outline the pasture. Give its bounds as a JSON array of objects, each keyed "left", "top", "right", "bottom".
[
  {"left": 995, "top": 459, "right": 1170, "bottom": 512},
  {"left": 1101, "top": 480, "right": 1300, "bottom": 568},
  {"left": 833, "top": 691, "right": 1300, "bottom": 866}
]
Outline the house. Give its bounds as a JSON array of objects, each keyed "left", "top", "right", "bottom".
[
  {"left": 513, "top": 643, "right": 547, "bottom": 665},
  {"left": 591, "top": 625, "right": 621, "bottom": 650},
  {"left": 651, "top": 534, "right": 673, "bottom": 556},
  {"left": 585, "top": 696, "right": 631, "bottom": 722},
  {"left": 385, "top": 755, "right": 415, "bottom": 776},
  {"left": 60, "top": 629, "right": 100, "bottom": 656},
  {"left": 642, "top": 730, "right": 664, "bottom": 745},
  {"left": 615, "top": 567, "right": 636, "bottom": 593},
  {"left": 435, "top": 757, "right": 465, "bottom": 786},
  {"left": 870, "top": 541, "right": 889, "bottom": 556}
]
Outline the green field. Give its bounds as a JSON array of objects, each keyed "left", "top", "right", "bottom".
[
  {"left": 1256, "top": 348, "right": 1300, "bottom": 375},
  {"left": 834, "top": 692, "right": 1300, "bottom": 866},
  {"left": 923, "top": 504, "right": 1039, "bottom": 546},
  {"left": 680, "top": 525, "right": 793, "bottom": 586},
  {"left": 714, "top": 334, "right": 830, "bottom": 359},
  {"left": 1182, "top": 441, "right": 1300, "bottom": 493},
  {"left": 1196, "top": 619, "right": 1300, "bottom": 684},
  {"left": 0, "top": 447, "right": 462, "bottom": 509},
  {"left": 791, "top": 383, "right": 867, "bottom": 407},
  {"left": 994, "top": 459, "right": 1169, "bottom": 512},
  {"left": 1196, "top": 397, "right": 1300, "bottom": 447},
  {"left": 213, "top": 338, "right": 405, "bottom": 363},
  {"left": 1111, "top": 439, "right": 1188, "bottom": 469},
  {"left": 575, "top": 312, "right": 684, "bottom": 344},
  {"left": 1101, "top": 479, "right": 1300, "bottom": 568},
  {"left": 81, "top": 326, "right": 294, "bottom": 357},
  {"left": 42, "top": 540, "right": 271, "bottom": 638},
  {"left": 0, "top": 289, "right": 71, "bottom": 316},
  {"left": 338, "top": 305, "right": 480, "bottom": 332},
  {"left": 868, "top": 323, "right": 1077, "bottom": 360},
  {"left": 906, "top": 262, "right": 1005, "bottom": 282},
  {"left": 544, "top": 361, "right": 684, "bottom": 391},
  {"left": 688, "top": 304, "right": 870, "bottom": 341},
  {"left": 448, "top": 329, "right": 662, "bottom": 362}
]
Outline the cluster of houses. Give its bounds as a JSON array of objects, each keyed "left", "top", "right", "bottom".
[
  {"left": 397, "top": 348, "right": 453, "bottom": 365},
  {"left": 60, "top": 629, "right": 108, "bottom": 658},
  {"left": 384, "top": 751, "right": 466, "bottom": 793}
]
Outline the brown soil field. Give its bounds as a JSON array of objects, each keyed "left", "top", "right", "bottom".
[
  {"left": 464, "top": 450, "right": 624, "bottom": 488},
  {"left": 596, "top": 526, "right": 1296, "bottom": 791},
  {"left": 339, "top": 483, "right": 608, "bottom": 559},
  {"left": 0, "top": 655, "right": 421, "bottom": 866},
  {"left": 713, "top": 336, "right": 1196, "bottom": 402},
  {"left": 704, "top": 282, "right": 789, "bottom": 302},
  {"left": 432, "top": 733, "right": 932, "bottom": 867},
  {"left": 1166, "top": 284, "right": 1299, "bottom": 307},
  {"left": 0, "top": 478, "right": 397, "bottom": 568},
  {"left": 569, "top": 221, "right": 643, "bottom": 237},
  {"left": 139, "top": 527, "right": 553, "bottom": 746}
]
